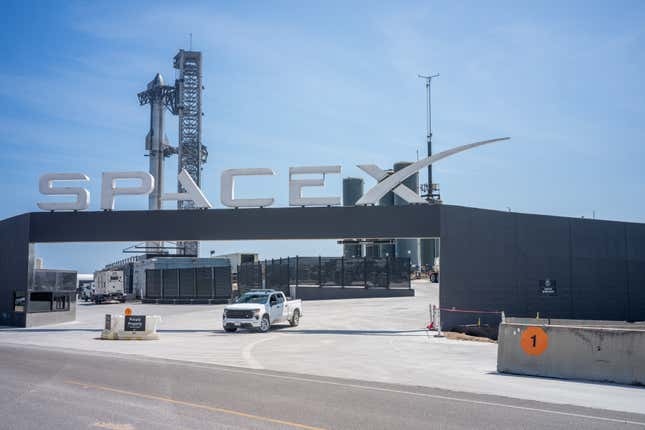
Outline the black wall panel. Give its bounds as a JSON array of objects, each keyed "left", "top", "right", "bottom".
[
  {"left": 517, "top": 214, "right": 572, "bottom": 319},
  {"left": 0, "top": 214, "right": 31, "bottom": 326},
  {"left": 626, "top": 223, "right": 645, "bottom": 321},
  {"left": 179, "top": 268, "right": 196, "bottom": 297},
  {"left": 439, "top": 206, "right": 518, "bottom": 328},
  {"left": 214, "top": 267, "right": 232, "bottom": 298},
  {"left": 162, "top": 269, "right": 179, "bottom": 298},
  {"left": 570, "top": 220, "right": 628, "bottom": 320},
  {"left": 440, "top": 206, "right": 645, "bottom": 329},
  {"left": 195, "top": 268, "right": 213, "bottom": 297},
  {"left": 145, "top": 270, "right": 161, "bottom": 298}
]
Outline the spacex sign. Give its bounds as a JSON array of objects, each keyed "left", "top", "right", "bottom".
[{"left": 37, "top": 138, "right": 509, "bottom": 211}]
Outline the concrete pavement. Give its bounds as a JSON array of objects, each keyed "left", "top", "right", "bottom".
[
  {"left": 1, "top": 281, "right": 644, "bottom": 415},
  {"left": 1, "top": 344, "right": 644, "bottom": 430}
]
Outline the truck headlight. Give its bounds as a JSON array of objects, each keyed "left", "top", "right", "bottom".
[
  {"left": 253, "top": 309, "right": 261, "bottom": 318},
  {"left": 223, "top": 310, "right": 227, "bottom": 318}
]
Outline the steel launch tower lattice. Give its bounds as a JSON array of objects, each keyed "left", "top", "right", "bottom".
[{"left": 173, "top": 50, "right": 207, "bottom": 257}]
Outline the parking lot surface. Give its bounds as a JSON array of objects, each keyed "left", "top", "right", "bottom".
[{"left": 1, "top": 280, "right": 644, "bottom": 415}]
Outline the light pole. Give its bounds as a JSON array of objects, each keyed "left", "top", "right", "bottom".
[{"left": 418, "top": 73, "right": 439, "bottom": 201}]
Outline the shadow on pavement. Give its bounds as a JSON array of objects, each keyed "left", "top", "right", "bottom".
[
  {"left": 0, "top": 327, "right": 428, "bottom": 337},
  {"left": 223, "top": 327, "right": 429, "bottom": 336},
  {"left": 0, "top": 328, "right": 103, "bottom": 332}
]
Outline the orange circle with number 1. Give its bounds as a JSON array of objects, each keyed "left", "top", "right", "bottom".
[
  {"left": 124, "top": 307, "right": 133, "bottom": 316},
  {"left": 520, "top": 326, "right": 548, "bottom": 356}
]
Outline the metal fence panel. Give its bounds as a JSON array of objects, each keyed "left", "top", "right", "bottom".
[
  {"left": 238, "top": 257, "right": 410, "bottom": 291},
  {"left": 237, "top": 263, "right": 262, "bottom": 294},
  {"left": 343, "top": 258, "right": 365, "bottom": 287},
  {"left": 195, "top": 267, "right": 213, "bottom": 297},
  {"left": 146, "top": 269, "right": 162, "bottom": 298},
  {"left": 265, "top": 259, "right": 290, "bottom": 295},
  {"left": 179, "top": 268, "right": 196, "bottom": 297},
  {"left": 389, "top": 257, "right": 411, "bottom": 289},
  {"left": 215, "top": 266, "right": 232, "bottom": 298},
  {"left": 297, "top": 257, "right": 320, "bottom": 286},
  {"left": 320, "top": 257, "right": 342, "bottom": 286},
  {"left": 366, "top": 258, "right": 388, "bottom": 288},
  {"left": 162, "top": 269, "right": 179, "bottom": 298}
]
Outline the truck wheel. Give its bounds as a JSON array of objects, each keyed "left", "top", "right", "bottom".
[
  {"left": 289, "top": 309, "right": 300, "bottom": 327},
  {"left": 258, "top": 315, "right": 270, "bottom": 333},
  {"left": 224, "top": 326, "right": 237, "bottom": 332}
]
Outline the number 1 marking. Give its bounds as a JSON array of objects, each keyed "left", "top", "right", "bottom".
[{"left": 531, "top": 334, "right": 537, "bottom": 347}]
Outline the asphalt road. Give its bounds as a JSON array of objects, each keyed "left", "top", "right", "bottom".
[{"left": 0, "top": 344, "right": 643, "bottom": 430}]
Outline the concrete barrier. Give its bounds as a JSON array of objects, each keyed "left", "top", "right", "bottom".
[
  {"left": 497, "top": 319, "right": 645, "bottom": 386},
  {"left": 101, "top": 314, "right": 161, "bottom": 340}
]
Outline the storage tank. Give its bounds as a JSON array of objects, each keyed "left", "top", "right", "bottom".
[
  {"left": 342, "top": 177, "right": 364, "bottom": 258},
  {"left": 393, "top": 162, "right": 419, "bottom": 267},
  {"left": 420, "top": 238, "right": 439, "bottom": 269}
]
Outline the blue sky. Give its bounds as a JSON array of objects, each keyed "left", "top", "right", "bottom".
[{"left": 1, "top": 1, "right": 644, "bottom": 273}]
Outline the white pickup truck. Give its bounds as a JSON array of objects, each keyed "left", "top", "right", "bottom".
[{"left": 223, "top": 290, "right": 302, "bottom": 333}]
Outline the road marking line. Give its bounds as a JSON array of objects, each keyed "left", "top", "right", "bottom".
[
  {"left": 93, "top": 422, "right": 135, "bottom": 430},
  {"left": 241, "top": 334, "right": 275, "bottom": 369},
  {"left": 64, "top": 380, "right": 326, "bottom": 430}
]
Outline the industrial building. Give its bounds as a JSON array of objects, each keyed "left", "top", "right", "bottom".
[
  {"left": 140, "top": 257, "right": 231, "bottom": 304},
  {"left": 102, "top": 255, "right": 231, "bottom": 303}
]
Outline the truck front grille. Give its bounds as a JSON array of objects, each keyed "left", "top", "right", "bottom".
[{"left": 227, "top": 310, "right": 254, "bottom": 319}]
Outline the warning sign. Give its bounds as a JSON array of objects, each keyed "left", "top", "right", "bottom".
[
  {"left": 520, "top": 326, "right": 548, "bottom": 356},
  {"left": 124, "top": 315, "right": 146, "bottom": 332}
]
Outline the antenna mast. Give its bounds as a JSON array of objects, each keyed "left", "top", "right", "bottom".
[{"left": 418, "top": 73, "right": 440, "bottom": 202}]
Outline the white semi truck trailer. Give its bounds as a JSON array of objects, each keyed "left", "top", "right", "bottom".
[{"left": 93, "top": 270, "right": 126, "bottom": 304}]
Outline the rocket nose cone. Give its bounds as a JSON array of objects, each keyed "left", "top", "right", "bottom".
[
  {"left": 153, "top": 73, "right": 165, "bottom": 86},
  {"left": 147, "top": 73, "right": 166, "bottom": 89}
]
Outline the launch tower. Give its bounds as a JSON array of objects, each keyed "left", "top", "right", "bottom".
[{"left": 173, "top": 50, "right": 207, "bottom": 257}]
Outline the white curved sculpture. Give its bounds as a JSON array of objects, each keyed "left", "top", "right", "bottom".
[{"left": 355, "top": 137, "right": 511, "bottom": 205}]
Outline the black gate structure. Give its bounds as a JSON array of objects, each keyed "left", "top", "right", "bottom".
[{"left": 2, "top": 204, "right": 645, "bottom": 327}]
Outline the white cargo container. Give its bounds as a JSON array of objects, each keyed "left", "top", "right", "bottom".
[
  {"left": 93, "top": 270, "right": 126, "bottom": 304},
  {"left": 213, "top": 253, "right": 258, "bottom": 273}
]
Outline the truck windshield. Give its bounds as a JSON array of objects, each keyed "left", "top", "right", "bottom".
[{"left": 235, "top": 294, "right": 269, "bottom": 304}]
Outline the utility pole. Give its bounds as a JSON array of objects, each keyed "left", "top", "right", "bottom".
[{"left": 418, "top": 73, "right": 439, "bottom": 201}]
